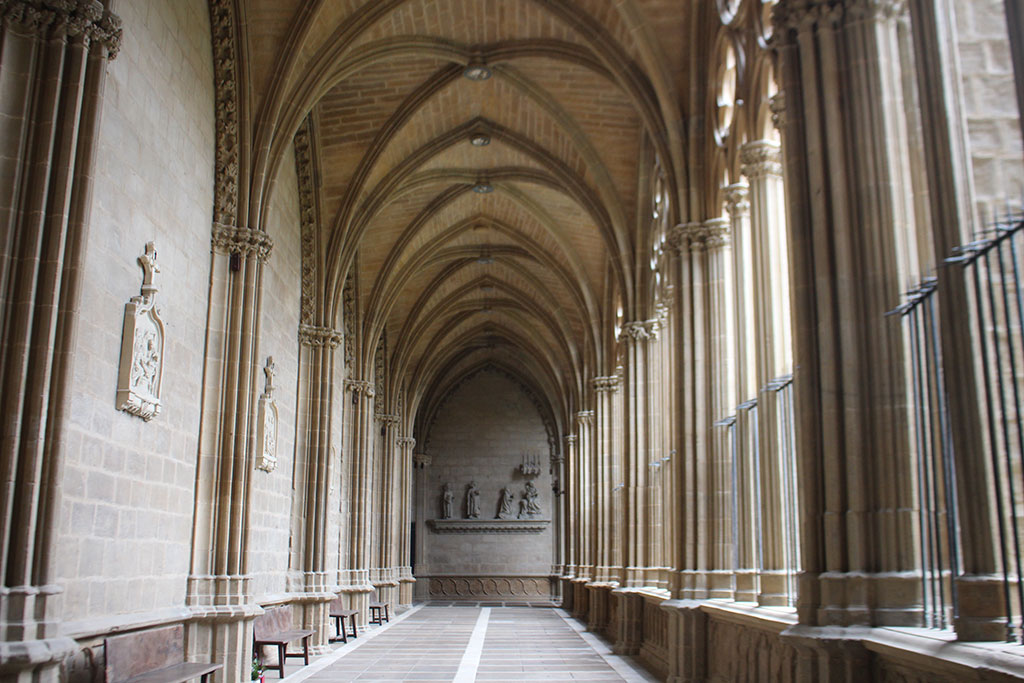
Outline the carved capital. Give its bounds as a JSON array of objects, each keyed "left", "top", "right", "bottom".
[
  {"left": 376, "top": 413, "right": 400, "bottom": 427},
  {"left": 619, "top": 319, "right": 660, "bottom": 343},
  {"left": 575, "top": 410, "right": 594, "bottom": 427},
  {"left": 212, "top": 224, "right": 273, "bottom": 263},
  {"left": 413, "top": 452, "right": 432, "bottom": 467},
  {"left": 723, "top": 182, "right": 750, "bottom": 218},
  {"left": 667, "top": 222, "right": 707, "bottom": 254},
  {"left": 344, "top": 379, "right": 375, "bottom": 398},
  {"left": 591, "top": 375, "right": 622, "bottom": 393},
  {"left": 1, "top": 0, "right": 123, "bottom": 58},
  {"left": 846, "top": 0, "right": 906, "bottom": 23},
  {"left": 564, "top": 435, "right": 577, "bottom": 445},
  {"left": 396, "top": 436, "right": 416, "bottom": 449},
  {"left": 770, "top": 93, "right": 786, "bottom": 131},
  {"left": 740, "top": 140, "right": 783, "bottom": 179},
  {"left": 701, "top": 218, "right": 731, "bottom": 249},
  {"left": 298, "top": 324, "right": 342, "bottom": 348}
]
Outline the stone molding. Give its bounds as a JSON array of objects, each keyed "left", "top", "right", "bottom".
[
  {"left": 297, "top": 323, "right": 342, "bottom": 348},
  {"left": 591, "top": 375, "right": 622, "bottom": 393},
  {"left": 1, "top": 0, "right": 122, "bottom": 58},
  {"left": 344, "top": 379, "right": 375, "bottom": 397},
  {"left": 116, "top": 242, "right": 164, "bottom": 421},
  {"left": 428, "top": 519, "right": 550, "bottom": 534},
  {"left": 723, "top": 182, "right": 750, "bottom": 217},
  {"left": 211, "top": 223, "right": 273, "bottom": 263},
  {"left": 740, "top": 141, "right": 783, "bottom": 179}
]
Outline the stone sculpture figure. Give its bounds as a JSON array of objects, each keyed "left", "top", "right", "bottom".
[
  {"left": 497, "top": 486, "right": 516, "bottom": 519},
  {"left": 466, "top": 481, "right": 481, "bottom": 519},
  {"left": 442, "top": 482, "right": 455, "bottom": 519},
  {"left": 519, "top": 480, "right": 542, "bottom": 518}
]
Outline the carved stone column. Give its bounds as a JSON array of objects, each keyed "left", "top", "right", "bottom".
[
  {"left": 620, "top": 321, "right": 657, "bottom": 588},
  {"left": 0, "top": 4, "right": 121, "bottom": 681},
  {"left": 773, "top": 0, "right": 918, "bottom": 626},
  {"left": 592, "top": 375, "right": 621, "bottom": 585},
  {"left": 341, "top": 379, "right": 376, "bottom": 625},
  {"left": 741, "top": 140, "right": 792, "bottom": 606},
  {"left": 669, "top": 223, "right": 711, "bottom": 600},
  {"left": 294, "top": 324, "right": 343, "bottom": 654},
  {"left": 572, "top": 410, "right": 594, "bottom": 618},
  {"left": 373, "top": 413, "right": 400, "bottom": 610},
  {"left": 396, "top": 436, "right": 416, "bottom": 606},
  {"left": 561, "top": 433, "right": 578, "bottom": 607},
  {"left": 411, "top": 451, "right": 431, "bottom": 600}
]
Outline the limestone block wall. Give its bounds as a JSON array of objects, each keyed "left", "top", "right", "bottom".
[
  {"left": 415, "top": 370, "right": 554, "bottom": 597},
  {"left": 955, "top": 0, "right": 1024, "bottom": 221},
  {"left": 55, "top": 0, "right": 214, "bottom": 633},
  {"left": 249, "top": 142, "right": 302, "bottom": 600}
]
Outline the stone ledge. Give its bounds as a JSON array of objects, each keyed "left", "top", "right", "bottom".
[{"left": 427, "top": 518, "right": 550, "bottom": 533}]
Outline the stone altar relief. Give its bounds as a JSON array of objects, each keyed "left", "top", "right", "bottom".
[
  {"left": 116, "top": 242, "right": 164, "bottom": 421},
  {"left": 256, "top": 356, "right": 279, "bottom": 472}
]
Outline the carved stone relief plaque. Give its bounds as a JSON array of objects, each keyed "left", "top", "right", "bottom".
[
  {"left": 116, "top": 242, "right": 164, "bottom": 421},
  {"left": 256, "top": 356, "right": 279, "bottom": 472}
]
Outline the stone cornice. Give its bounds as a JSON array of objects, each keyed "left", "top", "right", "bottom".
[
  {"left": 2, "top": 0, "right": 123, "bottom": 58},
  {"left": 740, "top": 140, "right": 783, "bottom": 179},
  {"left": 344, "top": 379, "right": 375, "bottom": 397},
  {"left": 212, "top": 224, "right": 273, "bottom": 263},
  {"left": 297, "top": 324, "right": 342, "bottom": 348},
  {"left": 428, "top": 519, "right": 550, "bottom": 534},
  {"left": 591, "top": 375, "right": 622, "bottom": 393}
]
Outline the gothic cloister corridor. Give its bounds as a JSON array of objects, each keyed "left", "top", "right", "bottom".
[{"left": 3, "top": 0, "right": 1024, "bottom": 682}]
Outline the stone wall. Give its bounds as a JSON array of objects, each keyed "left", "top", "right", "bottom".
[
  {"left": 415, "top": 370, "right": 554, "bottom": 597},
  {"left": 955, "top": 0, "right": 1024, "bottom": 221},
  {"left": 55, "top": 0, "right": 214, "bottom": 632},
  {"left": 249, "top": 142, "right": 302, "bottom": 600}
]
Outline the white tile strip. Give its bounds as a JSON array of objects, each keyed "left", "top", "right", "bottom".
[
  {"left": 281, "top": 603, "right": 425, "bottom": 683},
  {"left": 453, "top": 606, "right": 491, "bottom": 683},
  {"left": 554, "top": 608, "right": 660, "bottom": 682}
]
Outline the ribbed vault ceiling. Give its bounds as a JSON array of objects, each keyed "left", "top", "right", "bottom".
[{"left": 243, "top": 0, "right": 687, "bottom": 442}]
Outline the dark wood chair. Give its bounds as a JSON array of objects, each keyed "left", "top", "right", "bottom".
[
  {"left": 327, "top": 595, "right": 358, "bottom": 643},
  {"left": 368, "top": 589, "right": 390, "bottom": 626},
  {"left": 105, "top": 624, "right": 222, "bottom": 683},
  {"left": 252, "top": 606, "right": 314, "bottom": 678}
]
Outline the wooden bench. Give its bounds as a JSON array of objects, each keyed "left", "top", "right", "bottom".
[
  {"left": 252, "top": 606, "right": 314, "bottom": 678},
  {"left": 105, "top": 624, "right": 222, "bottom": 683},
  {"left": 327, "top": 596, "right": 358, "bottom": 643},
  {"left": 368, "top": 589, "right": 390, "bottom": 626}
]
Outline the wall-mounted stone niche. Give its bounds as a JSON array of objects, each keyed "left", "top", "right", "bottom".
[{"left": 428, "top": 519, "right": 550, "bottom": 534}]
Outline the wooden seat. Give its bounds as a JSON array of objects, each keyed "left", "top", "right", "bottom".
[
  {"left": 252, "top": 606, "right": 314, "bottom": 678},
  {"left": 105, "top": 625, "right": 222, "bottom": 683},
  {"left": 368, "top": 589, "right": 390, "bottom": 625},
  {"left": 327, "top": 596, "right": 358, "bottom": 643}
]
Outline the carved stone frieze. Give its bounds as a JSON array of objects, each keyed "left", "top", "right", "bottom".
[
  {"left": 256, "top": 356, "right": 278, "bottom": 473},
  {"left": 211, "top": 224, "right": 273, "bottom": 263},
  {"left": 1, "top": 0, "right": 122, "bottom": 58},
  {"left": 209, "top": 0, "right": 239, "bottom": 227},
  {"left": 426, "top": 575, "right": 553, "bottom": 599},
  {"left": 116, "top": 242, "right": 164, "bottom": 421},
  {"left": 298, "top": 323, "right": 342, "bottom": 348},
  {"left": 294, "top": 117, "right": 317, "bottom": 325}
]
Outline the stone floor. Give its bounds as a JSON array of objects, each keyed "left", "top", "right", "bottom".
[{"left": 272, "top": 604, "right": 659, "bottom": 682}]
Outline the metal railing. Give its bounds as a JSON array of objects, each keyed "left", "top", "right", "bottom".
[{"left": 892, "top": 213, "right": 1024, "bottom": 637}]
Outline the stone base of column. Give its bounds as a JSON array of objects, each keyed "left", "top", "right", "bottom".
[
  {"left": 337, "top": 580, "right": 374, "bottom": 630},
  {"left": 659, "top": 599, "right": 707, "bottom": 683},
  {"left": 560, "top": 577, "right": 575, "bottom": 611},
  {"left": 571, "top": 578, "right": 590, "bottom": 621},
  {"left": 955, "top": 574, "right": 1013, "bottom": 641},
  {"left": 585, "top": 584, "right": 614, "bottom": 634},
  {"left": 0, "top": 586, "right": 78, "bottom": 683},
  {"left": 398, "top": 569, "right": 415, "bottom": 607},
  {"left": 707, "top": 569, "right": 735, "bottom": 600},
  {"left": 187, "top": 574, "right": 261, "bottom": 682},
  {"left": 610, "top": 588, "right": 643, "bottom": 655},
  {"left": 757, "top": 570, "right": 791, "bottom": 607},
  {"left": 816, "top": 571, "right": 922, "bottom": 627},
  {"left": 735, "top": 569, "right": 758, "bottom": 602}
]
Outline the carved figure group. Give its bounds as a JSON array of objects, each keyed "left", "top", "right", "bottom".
[
  {"left": 519, "top": 480, "right": 542, "bottom": 519},
  {"left": 439, "top": 480, "right": 545, "bottom": 520}
]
